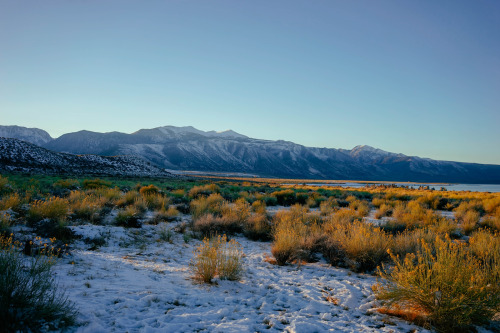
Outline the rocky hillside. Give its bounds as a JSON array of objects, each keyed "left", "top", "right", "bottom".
[{"left": 0, "top": 137, "right": 174, "bottom": 177}]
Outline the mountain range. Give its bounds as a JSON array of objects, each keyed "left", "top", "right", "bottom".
[{"left": 1, "top": 125, "right": 499, "bottom": 183}]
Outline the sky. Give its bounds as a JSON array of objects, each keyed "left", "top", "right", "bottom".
[{"left": 1, "top": 1, "right": 499, "bottom": 164}]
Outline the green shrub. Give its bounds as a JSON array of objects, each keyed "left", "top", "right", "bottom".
[
  {"left": 0, "top": 234, "right": 77, "bottom": 331},
  {"left": 272, "top": 189, "right": 296, "bottom": 206}
]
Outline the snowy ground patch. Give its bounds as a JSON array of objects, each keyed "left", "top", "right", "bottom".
[{"left": 54, "top": 221, "right": 430, "bottom": 332}]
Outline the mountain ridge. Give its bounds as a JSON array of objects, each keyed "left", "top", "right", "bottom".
[{"left": 1, "top": 125, "right": 499, "bottom": 183}]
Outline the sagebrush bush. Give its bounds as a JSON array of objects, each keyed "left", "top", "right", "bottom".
[
  {"left": 82, "top": 178, "right": 111, "bottom": 189},
  {"left": 70, "top": 194, "right": 107, "bottom": 224},
  {"left": 139, "top": 184, "right": 160, "bottom": 196},
  {"left": 115, "top": 206, "right": 141, "bottom": 228},
  {"left": 460, "top": 209, "right": 480, "bottom": 235},
  {"left": 0, "top": 193, "right": 23, "bottom": 212},
  {"left": 243, "top": 213, "right": 271, "bottom": 241},
  {"left": 374, "top": 203, "right": 392, "bottom": 219},
  {"left": 190, "top": 193, "right": 225, "bottom": 220},
  {"left": 0, "top": 234, "right": 77, "bottom": 331},
  {"left": 376, "top": 237, "right": 500, "bottom": 332},
  {"left": 188, "top": 184, "right": 220, "bottom": 198},
  {"left": 28, "top": 197, "right": 70, "bottom": 224},
  {"left": 272, "top": 189, "right": 296, "bottom": 206},
  {"left": 152, "top": 205, "right": 179, "bottom": 223},
  {"left": 191, "top": 234, "right": 243, "bottom": 283},
  {"left": 322, "top": 221, "right": 391, "bottom": 272}
]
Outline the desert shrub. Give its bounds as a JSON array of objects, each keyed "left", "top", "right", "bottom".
[
  {"left": 483, "top": 197, "right": 500, "bottom": 215},
  {"left": 469, "top": 230, "right": 500, "bottom": 275},
  {"left": 243, "top": 213, "right": 271, "bottom": 241},
  {"left": 374, "top": 203, "right": 392, "bottom": 219},
  {"left": 188, "top": 184, "right": 220, "bottom": 198},
  {"left": 454, "top": 201, "right": 484, "bottom": 220},
  {"left": 191, "top": 234, "right": 243, "bottom": 283},
  {"left": 349, "top": 199, "right": 370, "bottom": 217},
  {"left": 70, "top": 194, "right": 107, "bottom": 224},
  {"left": 390, "top": 228, "right": 438, "bottom": 259},
  {"left": 152, "top": 206, "right": 179, "bottom": 223},
  {"left": 296, "top": 192, "right": 309, "bottom": 205},
  {"left": 53, "top": 179, "right": 79, "bottom": 190},
  {"left": 372, "top": 197, "right": 386, "bottom": 208},
  {"left": 251, "top": 200, "right": 267, "bottom": 214},
  {"left": 0, "top": 212, "right": 12, "bottom": 234},
  {"left": 460, "top": 210, "right": 480, "bottom": 235},
  {"left": 480, "top": 216, "right": 500, "bottom": 232},
  {"left": 416, "top": 194, "right": 440, "bottom": 210},
  {"left": 216, "top": 234, "right": 244, "bottom": 280},
  {"left": 93, "top": 187, "right": 122, "bottom": 205},
  {"left": 391, "top": 201, "right": 442, "bottom": 230},
  {"left": 0, "top": 175, "right": 8, "bottom": 194},
  {"left": 322, "top": 221, "right": 391, "bottom": 272},
  {"left": 271, "top": 211, "right": 308, "bottom": 265},
  {"left": 28, "top": 197, "right": 70, "bottom": 224},
  {"left": 323, "top": 209, "right": 360, "bottom": 229},
  {"left": 139, "top": 184, "right": 160, "bottom": 196},
  {"left": 375, "top": 237, "right": 500, "bottom": 332},
  {"left": 116, "top": 190, "right": 140, "bottom": 207},
  {"left": 143, "top": 193, "right": 170, "bottom": 210},
  {"left": 82, "top": 178, "right": 111, "bottom": 189},
  {"left": 190, "top": 193, "right": 225, "bottom": 220},
  {"left": 262, "top": 195, "right": 278, "bottom": 206},
  {"left": 193, "top": 213, "right": 242, "bottom": 237},
  {"left": 0, "top": 193, "right": 23, "bottom": 212},
  {"left": 272, "top": 189, "right": 296, "bottom": 206},
  {"left": 115, "top": 206, "right": 141, "bottom": 228},
  {"left": 319, "top": 197, "right": 338, "bottom": 216},
  {"left": 0, "top": 234, "right": 77, "bottom": 331}
]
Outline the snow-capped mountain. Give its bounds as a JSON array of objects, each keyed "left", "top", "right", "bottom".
[
  {"left": 0, "top": 125, "right": 53, "bottom": 146},
  {"left": 1, "top": 125, "right": 499, "bottom": 183},
  {"left": 38, "top": 125, "right": 500, "bottom": 183},
  {"left": 0, "top": 137, "right": 173, "bottom": 177}
]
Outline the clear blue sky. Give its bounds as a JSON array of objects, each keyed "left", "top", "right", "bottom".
[{"left": 1, "top": 1, "right": 499, "bottom": 164}]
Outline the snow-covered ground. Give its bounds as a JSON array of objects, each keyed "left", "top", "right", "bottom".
[{"left": 51, "top": 218, "right": 432, "bottom": 333}]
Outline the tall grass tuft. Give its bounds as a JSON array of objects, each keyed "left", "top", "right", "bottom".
[{"left": 375, "top": 237, "right": 500, "bottom": 332}]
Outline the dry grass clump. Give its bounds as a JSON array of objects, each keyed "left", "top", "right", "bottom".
[
  {"left": 191, "top": 195, "right": 250, "bottom": 236},
  {"left": 390, "top": 228, "right": 438, "bottom": 259},
  {"left": 319, "top": 197, "right": 338, "bottom": 216},
  {"left": 483, "top": 196, "right": 500, "bottom": 215},
  {"left": 70, "top": 194, "right": 107, "bottom": 224},
  {"left": 188, "top": 184, "right": 220, "bottom": 198},
  {"left": 28, "top": 197, "right": 70, "bottom": 224},
  {"left": 0, "top": 212, "right": 12, "bottom": 233},
  {"left": 349, "top": 199, "right": 370, "bottom": 217},
  {"left": 115, "top": 206, "right": 142, "bottom": 228},
  {"left": 116, "top": 190, "right": 140, "bottom": 207},
  {"left": 139, "top": 184, "right": 160, "bottom": 196},
  {"left": 82, "top": 178, "right": 111, "bottom": 189},
  {"left": 0, "top": 193, "right": 23, "bottom": 212},
  {"left": 244, "top": 213, "right": 271, "bottom": 241},
  {"left": 454, "top": 200, "right": 484, "bottom": 220},
  {"left": 374, "top": 203, "right": 393, "bottom": 219},
  {"left": 190, "top": 193, "right": 225, "bottom": 220},
  {"left": 271, "top": 208, "right": 309, "bottom": 265},
  {"left": 469, "top": 230, "right": 500, "bottom": 276},
  {"left": 459, "top": 209, "right": 480, "bottom": 235},
  {"left": 53, "top": 179, "right": 79, "bottom": 190},
  {"left": 387, "top": 201, "right": 442, "bottom": 232},
  {"left": 375, "top": 237, "right": 500, "bottom": 332},
  {"left": 191, "top": 234, "right": 243, "bottom": 283},
  {"left": 322, "top": 220, "right": 391, "bottom": 272},
  {"left": 0, "top": 234, "right": 77, "bottom": 331},
  {"left": 270, "top": 205, "right": 323, "bottom": 265},
  {"left": 152, "top": 206, "right": 179, "bottom": 224},
  {"left": 143, "top": 193, "right": 170, "bottom": 210},
  {"left": 480, "top": 215, "right": 500, "bottom": 232}
]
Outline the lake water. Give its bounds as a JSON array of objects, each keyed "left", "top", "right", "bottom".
[{"left": 293, "top": 182, "right": 500, "bottom": 193}]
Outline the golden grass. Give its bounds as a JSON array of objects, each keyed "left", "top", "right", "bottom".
[{"left": 28, "top": 197, "right": 70, "bottom": 223}]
